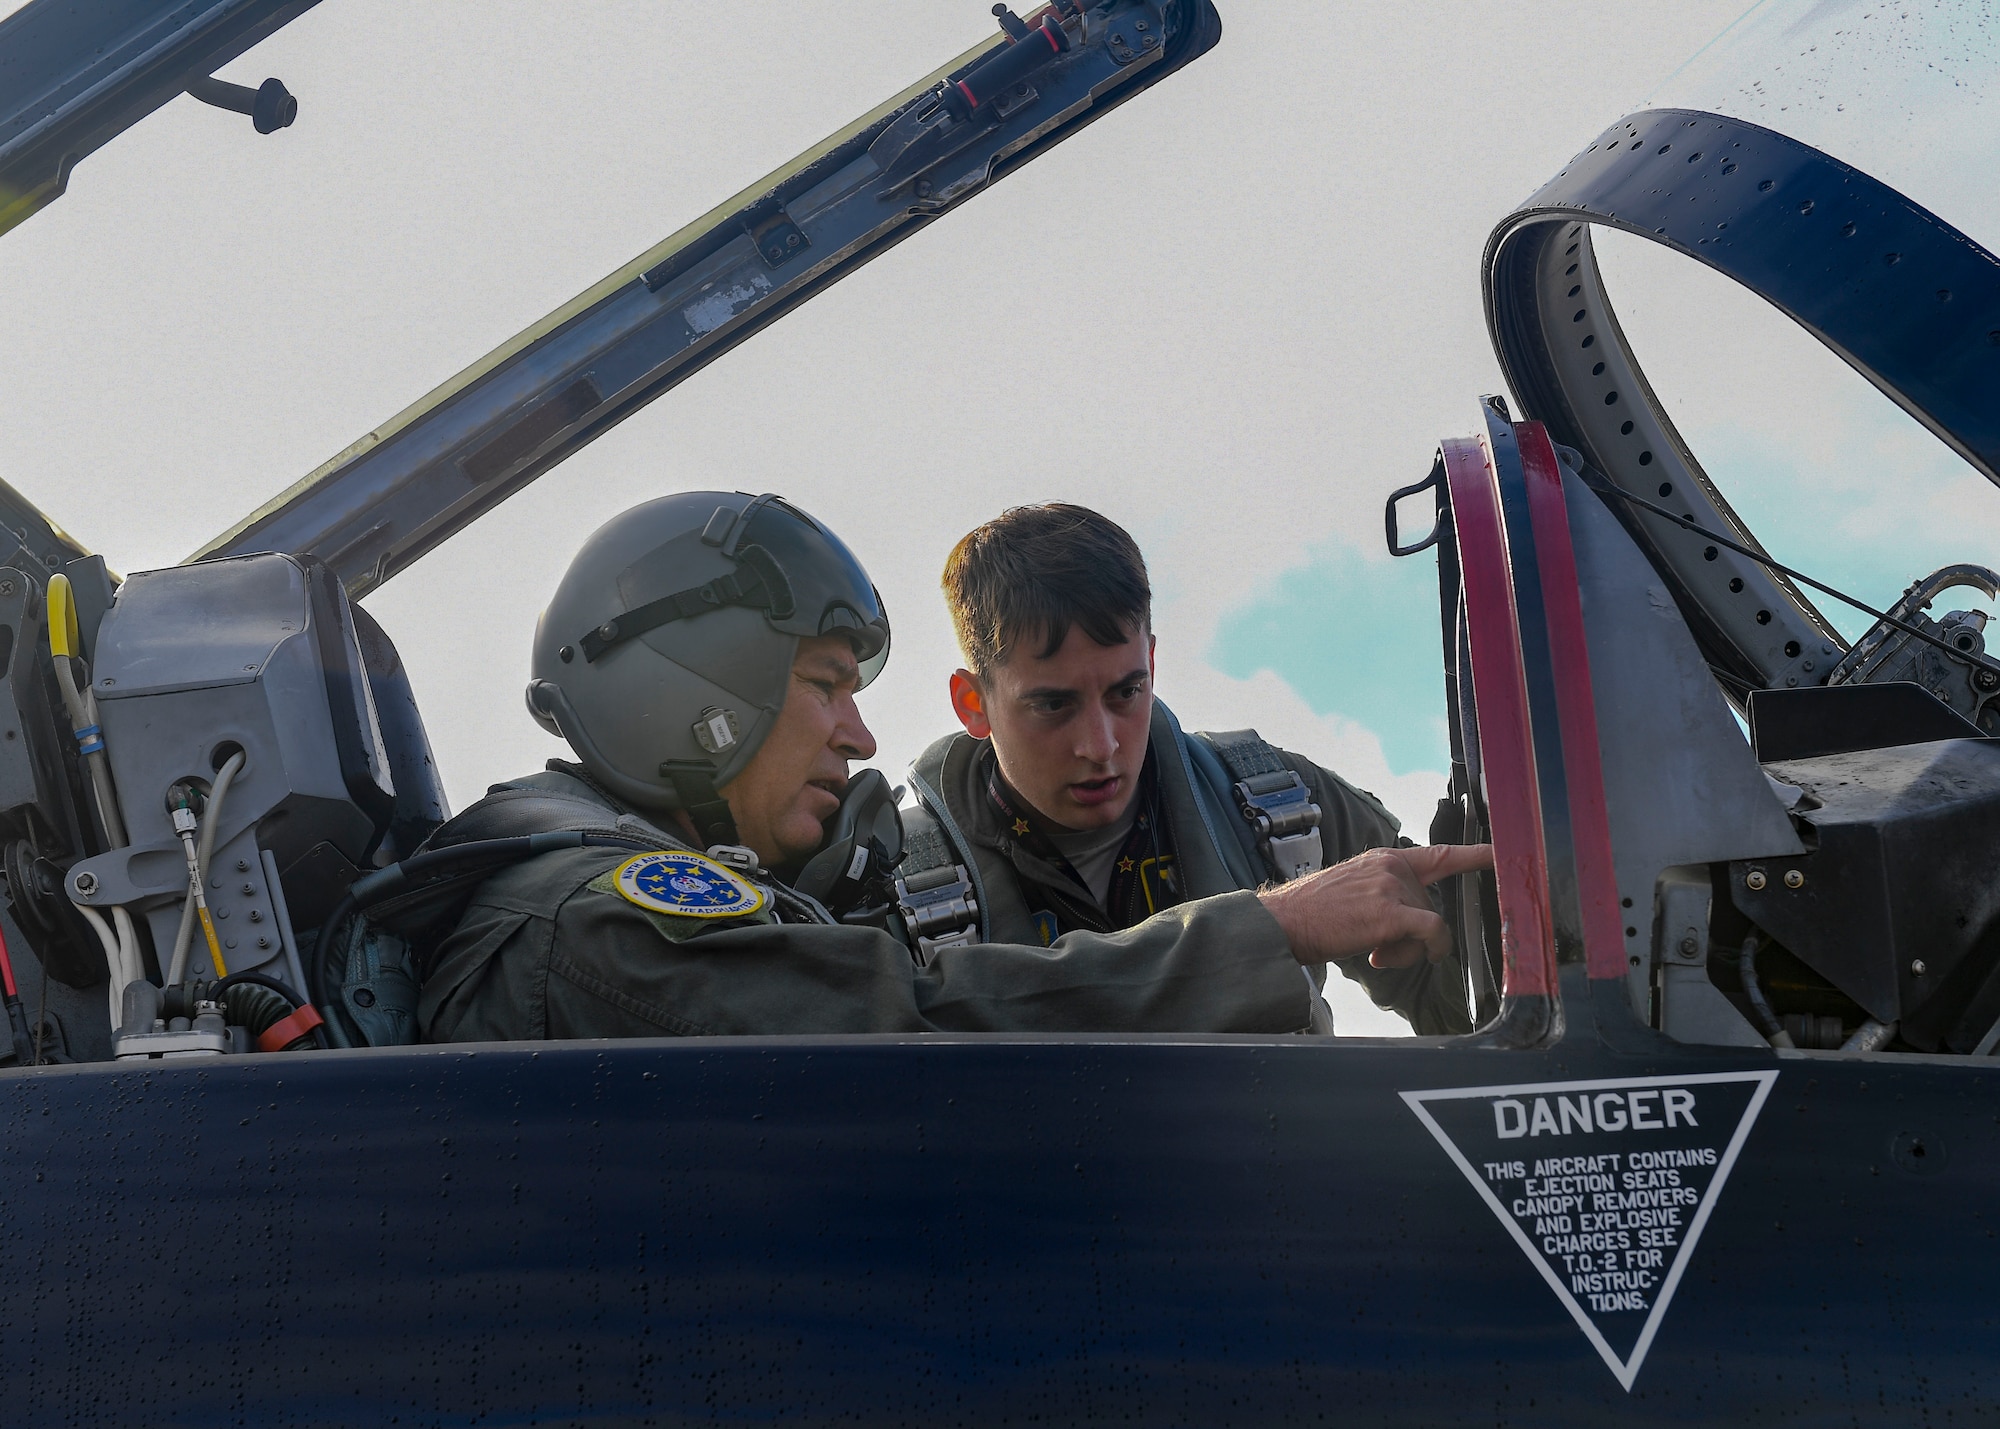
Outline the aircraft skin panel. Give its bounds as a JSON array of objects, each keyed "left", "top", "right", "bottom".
[{"left": 0, "top": 1035, "right": 1985, "bottom": 1424}]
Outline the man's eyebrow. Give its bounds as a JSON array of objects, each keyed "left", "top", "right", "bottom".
[
  {"left": 798, "top": 650, "right": 861, "bottom": 684},
  {"left": 1018, "top": 668, "right": 1148, "bottom": 702}
]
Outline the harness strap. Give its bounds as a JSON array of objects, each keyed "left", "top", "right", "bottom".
[
  {"left": 1202, "top": 729, "right": 1325, "bottom": 883},
  {"left": 660, "top": 761, "right": 740, "bottom": 848},
  {"left": 891, "top": 799, "right": 981, "bottom": 962}
]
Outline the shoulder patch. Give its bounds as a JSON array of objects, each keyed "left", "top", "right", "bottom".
[{"left": 610, "top": 851, "right": 767, "bottom": 919}]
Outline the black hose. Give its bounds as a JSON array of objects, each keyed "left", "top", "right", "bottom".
[
  {"left": 1737, "top": 934, "right": 1791, "bottom": 1047},
  {"left": 210, "top": 970, "right": 308, "bottom": 1007},
  {"left": 164, "top": 971, "right": 324, "bottom": 1049},
  {"left": 219, "top": 983, "right": 293, "bottom": 1042}
]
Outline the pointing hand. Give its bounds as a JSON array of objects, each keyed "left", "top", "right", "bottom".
[{"left": 1257, "top": 843, "right": 1495, "bottom": 968}]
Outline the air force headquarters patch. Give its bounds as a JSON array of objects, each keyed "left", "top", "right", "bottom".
[{"left": 613, "top": 851, "right": 767, "bottom": 918}]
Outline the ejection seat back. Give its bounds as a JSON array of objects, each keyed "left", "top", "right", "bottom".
[{"left": 69, "top": 553, "right": 449, "bottom": 997}]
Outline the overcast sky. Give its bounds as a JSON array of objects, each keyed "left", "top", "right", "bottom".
[{"left": 0, "top": 0, "right": 1784, "bottom": 1029}]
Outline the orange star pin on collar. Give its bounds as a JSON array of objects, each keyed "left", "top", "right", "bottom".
[
  {"left": 1118, "top": 857, "right": 1134, "bottom": 872},
  {"left": 1012, "top": 818, "right": 1031, "bottom": 836}
]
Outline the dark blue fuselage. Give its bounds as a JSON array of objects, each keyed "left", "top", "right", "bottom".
[{"left": 1, "top": 1033, "right": 1989, "bottom": 1425}]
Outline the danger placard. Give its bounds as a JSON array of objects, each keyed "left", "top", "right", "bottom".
[{"left": 1401, "top": 1070, "right": 1777, "bottom": 1390}]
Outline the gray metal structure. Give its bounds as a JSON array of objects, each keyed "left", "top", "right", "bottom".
[{"left": 67, "top": 554, "right": 400, "bottom": 994}]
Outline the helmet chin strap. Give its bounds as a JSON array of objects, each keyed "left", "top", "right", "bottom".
[{"left": 660, "top": 760, "right": 741, "bottom": 850}]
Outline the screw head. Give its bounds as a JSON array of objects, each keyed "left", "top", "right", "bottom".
[
  {"left": 1912, "top": 959, "right": 1927, "bottom": 976},
  {"left": 1678, "top": 935, "right": 1699, "bottom": 956},
  {"left": 73, "top": 871, "right": 97, "bottom": 897},
  {"left": 1745, "top": 868, "right": 1768, "bottom": 891},
  {"left": 1979, "top": 668, "right": 1999, "bottom": 690},
  {"left": 1783, "top": 869, "right": 1805, "bottom": 889},
  {"left": 0, "top": 580, "right": 15, "bottom": 596}
]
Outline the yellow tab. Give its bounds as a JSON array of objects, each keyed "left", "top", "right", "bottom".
[{"left": 46, "top": 572, "right": 79, "bottom": 659}]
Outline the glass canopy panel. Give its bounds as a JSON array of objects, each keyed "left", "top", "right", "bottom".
[
  {"left": 1590, "top": 225, "right": 2000, "bottom": 642},
  {"left": 1654, "top": 0, "right": 2000, "bottom": 263},
  {"left": 1581, "top": 0, "right": 2000, "bottom": 640}
]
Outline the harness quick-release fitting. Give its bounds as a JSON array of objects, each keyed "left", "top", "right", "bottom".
[
  {"left": 1233, "top": 770, "right": 1324, "bottom": 883},
  {"left": 894, "top": 863, "right": 979, "bottom": 963}
]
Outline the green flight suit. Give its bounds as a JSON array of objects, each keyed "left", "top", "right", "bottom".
[
  {"left": 904, "top": 701, "right": 1473, "bottom": 1036},
  {"left": 417, "top": 767, "right": 1320, "bottom": 1042}
]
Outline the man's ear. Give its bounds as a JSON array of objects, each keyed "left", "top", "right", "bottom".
[
  {"left": 1148, "top": 631, "right": 1157, "bottom": 680},
  {"left": 949, "top": 669, "right": 992, "bottom": 740}
]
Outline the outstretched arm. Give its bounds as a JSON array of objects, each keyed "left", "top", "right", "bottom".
[{"left": 1258, "top": 843, "right": 1495, "bottom": 969}]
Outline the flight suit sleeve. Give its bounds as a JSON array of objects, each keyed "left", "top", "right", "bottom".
[
  {"left": 1285, "top": 750, "right": 1475, "bottom": 1036},
  {"left": 422, "top": 849, "right": 1314, "bottom": 1040}
]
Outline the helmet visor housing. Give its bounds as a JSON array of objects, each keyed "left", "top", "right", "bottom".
[{"left": 727, "top": 495, "right": 891, "bottom": 685}]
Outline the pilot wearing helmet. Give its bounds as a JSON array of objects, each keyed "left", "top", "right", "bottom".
[{"left": 417, "top": 491, "right": 1488, "bottom": 1043}]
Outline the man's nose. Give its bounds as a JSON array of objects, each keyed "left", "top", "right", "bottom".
[
  {"left": 833, "top": 695, "right": 878, "bottom": 762},
  {"left": 1074, "top": 705, "right": 1119, "bottom": 765}
]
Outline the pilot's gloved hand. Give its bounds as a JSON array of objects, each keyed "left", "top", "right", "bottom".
[{"left": 1258, "top": 843, "right": 1494, "bottom": 969}]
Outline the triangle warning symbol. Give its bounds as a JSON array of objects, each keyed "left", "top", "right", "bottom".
[{"left": 1401, "top": 1069, "right": 1778, "bottom": 1390}]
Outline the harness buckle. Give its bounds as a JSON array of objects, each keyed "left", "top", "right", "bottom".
[
  {"left": 894, "top": 862, "right": 980, "bottom": 963},
  {"left": 1233, "top": 770, "right": 1324, "bottom": 883}
]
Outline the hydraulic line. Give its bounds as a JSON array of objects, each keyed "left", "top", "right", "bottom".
[
  {"left": 169, "top": 795, "right": 226, "bottom": 980},
  {"left": 1737, "top": 933, "right": 1795, "bottom": 1049},
  {"left": 46, "top": 573, "right": 127, "bottom": 849},
  {"left": 167, "top": 750, "right": 246, "bottom": 984},
  {"left": 73, "top": 901, "right": 125, "bottom": 1025}
]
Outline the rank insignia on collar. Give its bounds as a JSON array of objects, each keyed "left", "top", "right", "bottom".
[{"left": 613, "top": 851, "right": 767, "bottom": 918}]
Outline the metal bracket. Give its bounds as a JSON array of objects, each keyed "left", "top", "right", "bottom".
[
  {"left": 747, "top": 206, "right": 811, "bottom": 269},
  {"left": 1102, "top": 2, "right": 1166, "bottom": 64}
]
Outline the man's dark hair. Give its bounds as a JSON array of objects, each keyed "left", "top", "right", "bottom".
[{"left": 942, "top": 503, "right": 1152, "bottom": 676}]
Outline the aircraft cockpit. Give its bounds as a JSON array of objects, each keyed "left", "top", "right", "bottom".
[{"left": 0, "top": 1, "right": 1995, "bottom": 1421}]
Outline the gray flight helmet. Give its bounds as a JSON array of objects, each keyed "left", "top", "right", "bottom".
[{"left": 525, "top": 492, "right": 890, "bottom": 837}]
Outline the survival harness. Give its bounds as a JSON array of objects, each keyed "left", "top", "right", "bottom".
[{"left": 893, "top": 729, "right": 1325, "bottom": 956}]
